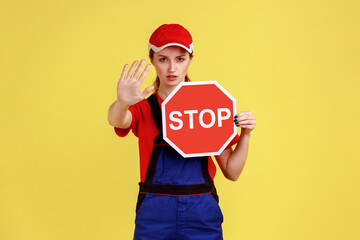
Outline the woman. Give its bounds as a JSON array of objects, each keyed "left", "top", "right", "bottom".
[{"left": 108, "top": 24, "right": 256, "bottom": 240}]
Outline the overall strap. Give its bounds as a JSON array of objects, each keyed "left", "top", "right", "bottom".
[
  {"left": 201, "top": 157, "right": 213, "bottom": 183},
  {"left": 147, "top": 93, "right": 179, "bottom": 155},
  {"left": 147, "top": 94, "right": 163, "bottom": 137},
  {"left": 144, "top": 94, "right": 166, "bottom": 183}
]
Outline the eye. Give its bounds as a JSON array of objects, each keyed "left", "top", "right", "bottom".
[
  {"left": 160, "top": 58, "right": 167, "bottom": 62},
  {"left": 177, "top": 57, "right": 184, "bottom": 62}
]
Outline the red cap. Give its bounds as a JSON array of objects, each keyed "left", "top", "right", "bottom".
[{"left": 148, "top": 24, "right": 193, "bottom": 54}]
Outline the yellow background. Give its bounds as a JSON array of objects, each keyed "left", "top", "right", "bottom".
[{"left": 1, "top": 0, "right": 359, "bottom": 239}]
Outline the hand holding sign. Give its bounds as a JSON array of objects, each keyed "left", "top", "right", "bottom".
[
  {"left": 116, "top": 59, "right": 154, "bottom": 106},
  {"left": 234, "top": 111, "right": 256, "bottom": 136}
]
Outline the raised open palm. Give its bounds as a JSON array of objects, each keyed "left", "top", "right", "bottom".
[{"left": 117, "top": 59, "right": 154, "bottom": 106}]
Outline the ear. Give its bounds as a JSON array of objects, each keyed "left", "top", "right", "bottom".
[{"left": 189, "top": 54, "right": 194, "bottom": 64}]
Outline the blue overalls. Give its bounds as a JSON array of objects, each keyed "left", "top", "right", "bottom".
[{"left": 133, "top": 94, "right": 223, "bottom": 240}]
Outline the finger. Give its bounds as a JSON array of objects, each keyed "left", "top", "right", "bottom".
[
  {"left": 237, "top": 111, "right": 253, "bottom": 116},
  {"left": 241, "top": 118, "right": 256, "bottom": 123},
  {"left": 132, "top": 59, "right": 146, "bottom": 79},
  {"left": 237, "top": 121, "right": 255, "bottom": 126},
  {"left": 236, "top": 115, "right": 255, "bottom": 121},
  {"left": 119, "top": 64, "right": 128, "bottom": 81},
  {"left": 236, "top": 123, "right": 252, "bottom": 128},
  {"left": 235, "top": 119, "right": 256, "bottom": 127},
  {"left": 138, "top": 64, "right": 151, "bottom": 84},
  {"left": 235, "top": 122, "right": 253, "bottom": 127},
  {"left": 235, "top": 115, "right": 246, "bottom": 121},
  {"left": 238, "top": 121, "right": 256, "bottom": 126},
  {"left": 140, "top": 85, "right": 155, "bottom": 98},
  {"left": 238, "top": 117, "right": 256, "bottom": 122},
  {"left": 126, "top": 60, "right": 138, "bottom": 79},
  {"left": 235, "top": 113, "right": 245, "bottom": 119}
]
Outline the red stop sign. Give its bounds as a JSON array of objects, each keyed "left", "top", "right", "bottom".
[{"left": 162, "top": 81, "right": 237, "bottom": 158}]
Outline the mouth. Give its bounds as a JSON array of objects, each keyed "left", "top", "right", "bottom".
[{"left": 167, "top": 75, "right": 178, "bottom": 81}]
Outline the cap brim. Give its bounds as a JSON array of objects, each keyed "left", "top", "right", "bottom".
[{"left": 148, "top": 43, "right": 193, "bottom": 53}]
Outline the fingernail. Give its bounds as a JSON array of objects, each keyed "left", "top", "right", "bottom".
[{"left": 234, "top": 115, "right": 238, "bottom": 119}]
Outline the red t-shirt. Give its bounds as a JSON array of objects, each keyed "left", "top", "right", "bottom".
[{"left": 114, "top": 93, "right": 240, "bottom": 182}]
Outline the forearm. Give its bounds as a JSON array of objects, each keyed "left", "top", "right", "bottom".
[
  {"left": 224, "top": 132, "right": 251, "bottom": 181},
  {"left": 107, "top": 100, "right": 132, "bottom": 128}
]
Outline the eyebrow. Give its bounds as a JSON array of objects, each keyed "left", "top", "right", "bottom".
[{"left": 158, "top": 55, "right": 187, "bottom": 57}]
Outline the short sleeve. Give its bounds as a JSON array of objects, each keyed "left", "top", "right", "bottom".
[
  {"left": 114, "top": 126, "right": 131, "bottom": 137},
  {"left": 113, "top": 104, "right": 139, "bottom": 137}
]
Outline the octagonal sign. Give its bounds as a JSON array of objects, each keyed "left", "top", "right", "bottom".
[{"left": 162, "top": 81, "right": 237, "bottom": 158}]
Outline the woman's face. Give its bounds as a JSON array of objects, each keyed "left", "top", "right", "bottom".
[{"left": 151, "top": 46, "right": 193, "bottom": 90}]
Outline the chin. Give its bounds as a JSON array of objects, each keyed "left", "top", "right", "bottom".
[{"left": 160, "top": 78, "right": 185, "bottom": 89}]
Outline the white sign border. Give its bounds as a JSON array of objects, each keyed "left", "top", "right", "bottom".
[{"left": 161, "top": 81, "right": 237, "bottom": 158}]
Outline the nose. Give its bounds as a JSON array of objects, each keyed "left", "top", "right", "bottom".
[{"left": 169, "top": 60, "right": 176, "bottom": 73}]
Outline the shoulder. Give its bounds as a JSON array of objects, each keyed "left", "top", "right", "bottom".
[{"left": 129, "top": 96, "right": 151, "bottom": 113}]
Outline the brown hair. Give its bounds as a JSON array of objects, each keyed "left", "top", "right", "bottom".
[{"left": 149, "top": 49, "right": 193, "bottom": 91}]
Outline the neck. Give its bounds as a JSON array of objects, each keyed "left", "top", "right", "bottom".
[{"left": 157, "top": 85, "right": 177, "bottom": 100}]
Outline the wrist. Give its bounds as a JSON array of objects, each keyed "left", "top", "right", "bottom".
[
  {"left": 240, "top": 129, "right": 252, "bottom": 137},
  {"left": 115, "top": 99, "right": 131, "bottom": 110}
]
